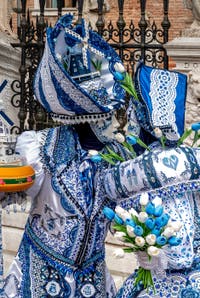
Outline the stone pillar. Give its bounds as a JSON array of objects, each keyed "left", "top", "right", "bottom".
[
  {"left": 164, "top": 37, "right": 200, "bottom": 135},
  {"left": 0, "top": 32, "right": 21, "bottom": 125}
]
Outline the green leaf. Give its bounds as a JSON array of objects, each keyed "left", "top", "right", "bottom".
[
  {"left": 99, "top": 153, "right": 116, "bottom": 165},
  {"left": 192, "top": 131, "right": 199, "bottom": 147},
  {"left": 177, "top": 128, "right": 192, "bottom": 146},
  {"left": 112, "top": 224, "right": 127, "bottom": 232},
  {"left": 106, "top": 146, "right": 125, "bottom": 161}
]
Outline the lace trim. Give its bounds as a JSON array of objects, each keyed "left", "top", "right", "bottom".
[{"left": 149, "top": 68, "right": 179, "bottom": 139}]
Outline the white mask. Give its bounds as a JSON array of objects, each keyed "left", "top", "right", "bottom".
[{"left": 90, "top": 114, "right": 120, "bottom": 143}]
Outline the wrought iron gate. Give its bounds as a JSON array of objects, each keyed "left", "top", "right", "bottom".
[{"left": 10, "top": 0, "right": 170, "bottom": 133}]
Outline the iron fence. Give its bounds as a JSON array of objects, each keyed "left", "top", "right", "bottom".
[{"left": 10, "top": 0, "right": 170, "bottom": 132}]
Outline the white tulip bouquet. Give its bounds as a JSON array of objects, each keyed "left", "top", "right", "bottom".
[{"left": 103, "top": 193, "right": 182, "bottom": 293}]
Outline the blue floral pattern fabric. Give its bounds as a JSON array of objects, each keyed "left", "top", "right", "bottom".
[
  {"left": 3, "top": 126, "right": 120, "bottom": 298},
  {"left": 104, "top": 143, "right": 200, "bottom": 297}
]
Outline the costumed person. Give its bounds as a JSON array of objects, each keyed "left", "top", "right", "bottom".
[
  {"left": 103, "top": 63, "right": 200, "bottom": 297},
  {"left": 3, "top": 14, "right": 129, "bottom": 298}
]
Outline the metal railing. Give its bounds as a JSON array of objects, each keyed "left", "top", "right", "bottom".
[{"left": 10, "top": 0, "right": 170, "bottom": 132}]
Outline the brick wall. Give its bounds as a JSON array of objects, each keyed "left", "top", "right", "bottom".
[{"left": 11, "top": 0, "right": 193, "bottom": 41}]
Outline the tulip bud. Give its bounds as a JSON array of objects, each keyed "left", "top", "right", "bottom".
[
  {"left": 126, "top": 225, "right": 136, "bottom": 238},
  {"left": 162, "top": 227, "right": 175, "bottom": 238},
  {"left": 139, "top": 193, "right": 149, "bottom": 206},
  {"left": 138, "top": 212, "right": 148, "bottom": 223},
  {"left": 113, "top": 248, "right": 125, "bottom": 258},
  {"left": 155, "top": 213, "right": 170, "bottom": 228},
  {"left": 126, "top": 135, "right": 137, "bottom": 145},
  {"left": 168, "top": 236, "right": 182, "bottom": 246},
  {"left": 128, "top": 208, "right": 138, "bottom": 217},
  {"left": 151, "top": 226, "right": 161, "bottom": 236},
  {"left": 145, "top": 217, "right": 155, "bottom": 230},
  {"left": 145, "top": 234, "right": 156, "bottom": 245},
  {"left": 145, "top": 202, "right": 155, "bottom": 215},
  {"left": 154, "top": 205, "right": 164, "bottom": 217},
  {"left": 156, "top": 235, "right": 167, "bottom": 246},
  {"left": 115, "top": 133, "right": 125, "bottom": 143},
  {"left": 114, "top": 231, "right": 126, "bottom": 242},
  {"left": 114, "top": 62, "right": 126, "bottom": 73},
  {"left": 134, "top": 225, "right": 144, "bottom": 236},
  {"left": 115, "top": 206, "right": 131, "bottom": 221},
  {"left": 191, "top": 122, "right": 200, "bottom": 131},
  {"left": 135, "top": 236, "right": 145, "bottom": 247},
  {"left": 103, "top": 207, "right": 115, "bottom": 221},
  {"left": 153, "top": 127, "right": 163, "bottom": 138},
  {"left": 90, "top": 155, "right": 102, "bottom": 163},
  {"left": 88, "top": 150, "right": 99, "bottom": 156},
  {"left": 147, "top": 246, "right": 160, "bottom": 257},
  {"left": 167, "top": 221, "right": 182, "bottom": 232},
  {"left": 125, "top": 218, "right": 136, "bottom": 228},
  {"left": 114, "top": 71, "right": 124, "bottom": 81},
  {"left": 152, "top": 196, "right": 162, "bottom": 207},
  {"left": 114, "top": 214, "right": 124, "bottom": 225}
]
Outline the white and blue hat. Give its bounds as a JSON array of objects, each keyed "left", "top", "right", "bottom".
[
  {"left": 34, "top": 14, "right": 126, "bottom": 124},
  {"left": 132, "top": 62, "right": 187, "bottom": 145}
]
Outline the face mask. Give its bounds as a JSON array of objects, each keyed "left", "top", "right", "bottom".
[{"left": 90, "top": 114, "right": 120, "bottom": 143}]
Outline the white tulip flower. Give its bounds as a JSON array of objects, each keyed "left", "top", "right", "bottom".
[
  {"left": 152, "top": 196, "right": 162, "bottom": 207},
  {"left": 113, "top": 248, "right": 125, "bottom": 258},
  {"left": 128, "top": 208, "right": 138, "bottom": 217},
  {"left": 167, "top": 220, "right": 182, "bottom": 232},
  {"left": 115, "top": 133, "right": 125, "bottom": 143},
  {"left": 114, "top": 62, "right": 126, "bottom": 73},
  {"left": 147, "top": 246, "right": 160, "bottom": 257},
  {"left": 126, "top": 225, "right": 136, "bottom": 238},
  {"left": 135, "top": 236, "right": 145, "bottom": 247},
  {"left": 114, "top": 231, "right": 126, "bottom": 242},
  {"left": 138, "top": 212, "right": 148, "bottom": 223},
  {"left": 115, "top": 206, "right": 131, "bottom": 221},
  {"left": 145, "top": 234, "right": 156, "bottom": 245},
  {"left": 162, "top": 227, "right": 176, "bottom": 238},
  {"left": 153, "top": 127, "right": 163, "bottom": 138},
  {"left": 139, "top": 193, "right": 149, "bottom": 206},
  {"left": 88, "top": 150, "right": 99, "bottom": 156}
]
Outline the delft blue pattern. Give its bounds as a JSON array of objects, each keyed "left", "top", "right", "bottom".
[
  {"left": 104, "top": 145, "right": 200, "bottom": 201},
  {"left": 34, "top": 13, "right": 125, "bottom": 122},
  {"left": 116, "top": 192, "right": 200, "bottom": 297},
  {"left": 103, "top": 142, "right": 200, "bottom": 297},
  {"left": 133, "top": 62, "right": 187, "bottom": 144},
  {"left": 3, "top": 126, "right": 122, "bottom": 297}
]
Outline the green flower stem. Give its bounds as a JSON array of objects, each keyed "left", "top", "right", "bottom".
[
  {"left": 134, "top": 268, "right": 155, "bottom": 294},
  {"left": 99, "top": 153, "right": 116, "bottom": 165},
  {"left": 121, "top": 73, "right": 139, "bottom": 100},
  {"left": 192, "top": 131, "right": 200, "bottom": 147},
  {"left": 160, "top": 136, "right": 166, "bottom": 149},
  {"left": 177, "top": 128, "right": 192, "bottom": 146},
  {"left": 130, "top": 134, "right": 151, "bottom": 151},
  {"left": 122, "top": 142, "right": 137, "bottom": 158}
]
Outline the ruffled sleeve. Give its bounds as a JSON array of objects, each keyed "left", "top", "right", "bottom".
[{"left": 15, "top": 130, "right": 46, "bottom": 199}]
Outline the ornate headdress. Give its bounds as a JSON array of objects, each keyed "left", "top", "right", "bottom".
[
  {"left": 34, "top": 14, "right": 126, "bottom": 124},
  {"left": 132, "top": 62, "right": 187, "bottom": 145}
]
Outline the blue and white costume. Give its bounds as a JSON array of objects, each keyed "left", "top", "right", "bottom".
[
  {"left": 4, "top": 126, "right": 126, "bottom": 297},
  {"left": 104, "top": 63, "right": 200, "bottom": 297},
  {"left": 3, "top": 14, "right": 127, "bottom": 298}
]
